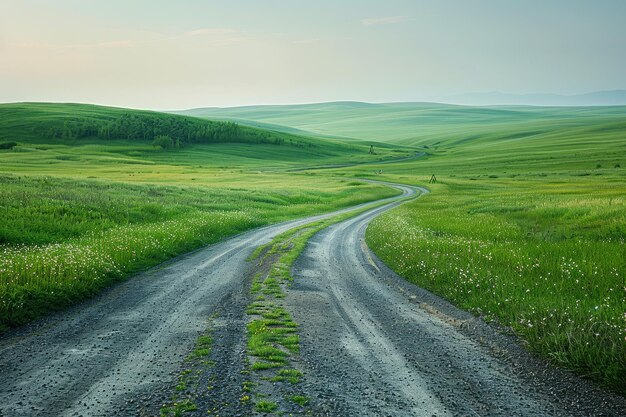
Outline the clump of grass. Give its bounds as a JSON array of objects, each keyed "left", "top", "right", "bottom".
[
  {"left": 270, "top": 369, "right": 303, "bottom": 384},
  {"left": 289, "top": 395, "right": 309, "bottom": 406},
  {"left": 242, "top": 380, "right": 255, "bottom": 392},
  {"left": 160, "top": 398, "right": 197, "bottom": 417},
  {"left": 187, "top": 335, "right": 213, "bottom": 360},
  {"left": 247, "top": 317, "right": 297, "bottom": 365},
  {"left": 251, "top": 361, "right": 284, "bottom": 371},
  {"left": 255, "top": 400, "right": 278, "bottom": 413}
]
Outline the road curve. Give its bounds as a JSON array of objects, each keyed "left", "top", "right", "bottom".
[
  {"left": 288, "top": 193, "right": 626, "bottom": 416},
  {"left": 0, "top": 182, "right": 415, "bottom": 417}
]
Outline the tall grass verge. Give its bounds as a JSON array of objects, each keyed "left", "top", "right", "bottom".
[
  {"left": 0, "top": 174, "right": 397, "bottom": 330},
  {"left": 367, "top": 179, "right": 625, "bottom": 394}
]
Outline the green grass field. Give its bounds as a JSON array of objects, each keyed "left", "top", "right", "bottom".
[
  {"left": 0, "top": 103, "right": 403, "bottom": 330},
  {"left": 1, "top": 101, "right": 624, "bottom": 394},
  {"left": 367, "top": 178, "right": 625, "bottom": 392},
  {"left": 0, "top": 174, "right": 397, "bottom": 330}
]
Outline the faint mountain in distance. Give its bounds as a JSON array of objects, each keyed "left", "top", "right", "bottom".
[{"left": 439, "top": 90, "right": 626, "bottom": 106}]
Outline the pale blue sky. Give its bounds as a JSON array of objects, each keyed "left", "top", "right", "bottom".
[{"left": 1, "top": 0, "right": 625, "bottom": 109}]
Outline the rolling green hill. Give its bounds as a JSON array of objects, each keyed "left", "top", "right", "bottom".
[
  {"left": 178, "top": 101, "right": 626, "bottom": 149},
  {"left": 0, "top": 103, "right": 412, "bottom": 174},
  {"left": 0, "top": 102, "right": 349, "bottom": 150}
]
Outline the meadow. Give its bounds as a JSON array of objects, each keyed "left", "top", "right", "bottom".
[
  {"left": 0, "top": 103, "right": 402, "bottom": 330},
  {"left": 179, "top": 101, "right": 626, "bottom": 147},
  {"left": 0, "top": 173, "right": 397, "bottom": 331},
  {"left": 367, "top": 178, "right": 625, "bottom": 392}
]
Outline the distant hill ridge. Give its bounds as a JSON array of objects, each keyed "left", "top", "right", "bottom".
[
  {"left": 442, "top": 90, "right": 626, "bottom": 106},
  {"left": 175, "top": 100, "right": 626, "bottom": 146}
]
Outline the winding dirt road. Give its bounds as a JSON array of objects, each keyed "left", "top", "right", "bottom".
[
  {"left": 0, "top": 182, "right": 624, "bottom": 417},
  {"left": 287, "top": 201, "right": 626, "bottom": 416}
]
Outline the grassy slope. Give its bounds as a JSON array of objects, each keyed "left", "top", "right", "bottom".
[
  {"left": 0, "top": 103, "right": 411, "bottom": 173},
  {"left": 0, "top": 103, "right": 405, "bottom": 330},
  {"left": 0, "top": 102, "right": 321, "bottom": 145}
]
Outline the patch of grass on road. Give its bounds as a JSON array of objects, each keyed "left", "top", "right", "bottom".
[
  {"left": 160, "top": 399, "right": 198, "bottom": 417},
  {"left": 288, "top": 395, "right": 310, "bottom": 406},
  {"left": 255, "top": 400, "right": 278, "bottom": 413},
  {"left": 244, "top": 199, "right": 405, "bottom": 413},
  {"left": 160, "top": 327, "right": 215, "bottom": 417}
]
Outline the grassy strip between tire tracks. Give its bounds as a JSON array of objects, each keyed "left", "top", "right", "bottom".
[
  {"left": 243, "top": 199, "right": 400, "bottom": 414},
  {"left": 157, "top": 194, "right": 406, "bottom": 416}
]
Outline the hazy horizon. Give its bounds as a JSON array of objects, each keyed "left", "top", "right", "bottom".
[{"left": 2, "top": 0, "right": 625, "bottom": 109}]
